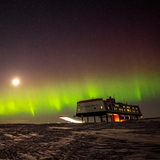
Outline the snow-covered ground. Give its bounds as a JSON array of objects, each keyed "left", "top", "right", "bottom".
[{"left": 0, "top": 119, "right": 160, "bottom": 159}]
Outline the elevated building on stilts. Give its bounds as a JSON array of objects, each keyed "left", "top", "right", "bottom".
[{"left": 76, "top": 97, "right": 142, "bottom": 123}]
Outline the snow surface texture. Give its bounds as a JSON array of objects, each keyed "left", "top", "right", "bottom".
[{"left": 0, "top": 119, "right": 160, "bottom": 160}]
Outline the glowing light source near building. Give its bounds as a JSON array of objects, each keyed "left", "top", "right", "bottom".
[{"left": 59, "top": 116, "right": 83, "bottom": 123}]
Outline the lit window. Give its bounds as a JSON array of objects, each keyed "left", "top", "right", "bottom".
[
  {"left": 127, "top": 106, "right": 131, "bottom": 109},
  {"left": 127, "top": 109, "right": 131, "bottom": 112}
]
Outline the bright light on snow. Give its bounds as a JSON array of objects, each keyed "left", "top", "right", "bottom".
[{"left": 59, "top": 116, "right": 83, "bottom": 123}]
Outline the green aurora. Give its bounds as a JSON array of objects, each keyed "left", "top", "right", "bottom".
[{"left": 0, "top": 74, "right": 159, "bottom": 118}]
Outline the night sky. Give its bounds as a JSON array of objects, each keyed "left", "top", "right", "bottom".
[{"left": 0, "top": 0, "right": 160, "bottom": 123}]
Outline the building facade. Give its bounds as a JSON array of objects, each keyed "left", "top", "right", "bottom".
[{"left": 76, "top": 97, "right": 142, "bottom": 123}]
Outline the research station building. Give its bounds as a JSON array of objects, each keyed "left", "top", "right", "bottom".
[{"left": 76, "top": 97, "right": 142, "bottom": 123}]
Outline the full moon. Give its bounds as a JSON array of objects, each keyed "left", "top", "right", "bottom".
[{"left": 11, "top": 78, "right": 21, "bottom": 87}]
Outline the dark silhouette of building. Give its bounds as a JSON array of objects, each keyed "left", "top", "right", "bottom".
[{"left": 76, "top": 97, "right": 142, "bottom": 123}]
